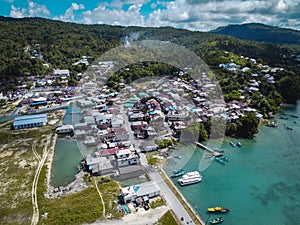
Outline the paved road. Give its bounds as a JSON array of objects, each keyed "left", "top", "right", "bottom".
[
  {"left": 122, "top": 104, "right": 198, "bottom": 225},
  {"left": 149, "top": 170, "right": 195, "bottom": 225}
]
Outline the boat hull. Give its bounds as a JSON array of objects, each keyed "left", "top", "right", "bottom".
[{"left": 178, "top": 178, "right": 202, "bottom": 186}]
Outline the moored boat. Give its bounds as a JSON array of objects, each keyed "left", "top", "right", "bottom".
[
  {"left": 266, "top": 121, "right": 278, "bottom": 127},
  {"left": 237, "top": 141, "right": 242, "bottom": 147},
  {"left": 171, "top": 169, "right": 185, "bottom": 178},
  {"left": 229, "top": 142, "right": 235, "bottom": 147},
  {"left": 178, "top": 171, "right": 202, "bottom": 186},
  {"left": 207, "top": 206, "right": 230, "bottom": 213},
  {"left": 215, "top": 157, "right": 226, "bottom": 165},
  {"left": 210, "top": 216, "right": 224, "bottom": 224},
  {"left": 285, "top": 126, "right": 293, "bottom": 130}
]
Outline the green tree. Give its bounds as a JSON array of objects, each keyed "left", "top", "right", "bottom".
[
  {"left": 225, "top": 123, "right": 238, "bottom": 136},
  {"left": 278, "top": 76, "right": 300, "bottom": 104},
  {"left": 186, "top": 121, "right": 208, "bottom": 142},
  {"left": 236, "top": 113, "right": 259, "bottom": 138},
  {"left": 224, "top": 90, "right": 241, "bottom": 102}
]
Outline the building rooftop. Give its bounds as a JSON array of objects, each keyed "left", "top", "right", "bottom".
[{"left": 13, "top": 114, "right": 47, "bottom": 126}]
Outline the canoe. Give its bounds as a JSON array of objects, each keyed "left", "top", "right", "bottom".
[
  {"left": 210, "top": 216, "right": 224, "bottom": 224},
  {"left": 171, "top": 169, "right": 185, "bottom": 178}
]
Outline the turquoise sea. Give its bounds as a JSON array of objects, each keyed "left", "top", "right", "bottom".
[{"left": 165, "top": 101, "right": 300, "bottom": 225}]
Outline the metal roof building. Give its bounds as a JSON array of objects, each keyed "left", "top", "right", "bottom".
[{"left": 13, "top": 114, "right": 47, "bottom": 130}]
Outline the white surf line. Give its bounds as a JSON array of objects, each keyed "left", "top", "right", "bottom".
[
  {"left": 94, "top": 178, "right": 106, "bottom": 219},
  {"left": 31, "top": 134, "right": 52, "bottom": 225}
]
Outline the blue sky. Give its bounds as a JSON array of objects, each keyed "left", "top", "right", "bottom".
[{"left": 1, "top": 0, "right": 299, "bottom": 31}]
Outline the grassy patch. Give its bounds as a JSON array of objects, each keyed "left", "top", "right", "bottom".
[
  {"left": 146, "top": 152, "right": 162, "bottom": 165},
  {"left": 0, "top": 123, "right": 54, "bottom": 225},
  {"left": 97, "top": 179, "right": 123, "bottom": 219},
  {"left": 154, "top": 210, "right": 179, "bottom": 225},
  {"left": 0, "top": 111, "right": 123, "bottom": 225},
  {"left": 150, "top": 197, "right": 165, "bottom": 209},
  {"left": 39, "top": 186, "right": 103, "bottom": 225},
  {"left": 147, "top": 156, "right": 159, "bottom": 165}
]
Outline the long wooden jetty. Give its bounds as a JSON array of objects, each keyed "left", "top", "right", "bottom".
[{"left": 195, "top": 142, "right": 223, "bottom": 157}]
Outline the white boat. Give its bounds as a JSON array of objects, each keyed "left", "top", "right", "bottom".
[{"left": 178, "top": 171, "right": 202, "bottom": 186}]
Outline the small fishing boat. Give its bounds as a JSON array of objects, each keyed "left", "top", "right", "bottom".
[
  {"left": 214, "top": 148, "right": 224, "bottom": 153},
  {"left": 210, "top": 217, "right": 224, "bottom": 224},
  {"left": 215, "top": 157, "right": 226, "bottom": 165},
  {"left": 266, "top": 121, "right": 278, "bottom": 127},
  {"left": 237, "top": 141, "right": 242, "bottom": 147},
  {"left": 173, "top": 155, "right": 182, "bottom": 159},
  {"left": 208, "top": 207, "right": 230, "bottom": 213},
  {"left": 279, "top": 116, "right": 289, "bottom": 120},
  {"left": 229, "top": 142, "right": 235, "bottom": 147},
  {"left": 290, "top": 115, "right": 299, "bottom": 118},
  {"left": 171, "top": 169, "right": 185, "bottom": 178}
]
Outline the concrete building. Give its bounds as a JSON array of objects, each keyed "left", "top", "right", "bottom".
[
  {"left": 85, "top": 153, "right": 114, "bottom": 175},
  {"left": 13, "top": 114, "right": 47, "bottom": 130},
  {"left": 141, "top": 141, "right": 159, "bottom": 152},
  {"left": 121, "top": 181, "right": 160, "bottom": 203},
  {"left": 56, "top": 124, "right": 74, "bottom": 134},
  {"left": 53, "top": 69, "right": 70, "bottom": 77},
  {"left": 115, "top": 149, "right": 140, "bottom": 167}
]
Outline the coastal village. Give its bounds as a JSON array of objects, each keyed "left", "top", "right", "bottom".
[{"left": 0, "top": 51, "right": 295, "bottom": 225}]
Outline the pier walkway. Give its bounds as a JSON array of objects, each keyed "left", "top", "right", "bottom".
[{"left": 195, "top": 142, "right": 223, "bottom": 157}]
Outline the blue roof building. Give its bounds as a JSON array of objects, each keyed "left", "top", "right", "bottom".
[{"left": 13, "top": 114, "right": 47, "bottom": 130}]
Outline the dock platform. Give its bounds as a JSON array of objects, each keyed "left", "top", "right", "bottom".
[{"left": 195, "top": 142, "right": 223, "bottom": 157}]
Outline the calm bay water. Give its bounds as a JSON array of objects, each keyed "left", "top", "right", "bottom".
[
  {"left": 51, "top": 104, "right": 83, "bottom": 187},
  {"left": 51, "top": 104, "right": 95, "bottom": 187},
  {"left": 166, "top": 101, "right": 300, "bottom": 225},
  {"left": 51, "top": 139, "right": 82, "bottom": 187}
]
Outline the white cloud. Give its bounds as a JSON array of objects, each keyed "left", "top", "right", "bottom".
[
  {"left": 109, "top": 0, "right": 149, "bottom": 9},
  {"left": 145, "top": 0, "right": 300, "bottom": 31},
  {"left": 28, "top": 2, "right": 50, "bottom": 17},
  {"left": 54, "top": 3, "right": 85, "bottom": 22},
  {"left": 10, "top": 1, "right": 49, "bottom": 18},
  {"left": 82, "top": 4, "right": 144, "bottom": 26},
  {"left": 10, "top": 5, "right": 26, "bottom": 18},
  {"left": 9, "top": 0, "right": 300, "bottom": 31}
]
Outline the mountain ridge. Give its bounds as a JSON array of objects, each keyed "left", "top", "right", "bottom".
[{"left": 210, "top": 23, "right": 300, "bottom": 45}]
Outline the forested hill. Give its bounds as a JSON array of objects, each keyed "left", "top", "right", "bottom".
[
  {"left": 0, "top": 16, "right": 299, "bottom": 95},
  {"left": 210, "top": 23, "right": 300, "bottom": 45}
]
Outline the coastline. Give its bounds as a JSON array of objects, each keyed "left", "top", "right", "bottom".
[
  {"left": 170, "top": 102, "right": 300, "bottom": 225},
  {"left": 160, "top": 167, "right": 205, "bottom": 225},
  {"left": 45, "top": 109, "right": 66, "bottom": 192}
]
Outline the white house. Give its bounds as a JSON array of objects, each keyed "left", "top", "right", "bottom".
[
  {"left": 53, "top": 69, "right": 70, "bottom": 77},
  {"left": 56, "top": 124, "right": 74, "bottom": 134},
  {"left": 121, "top": 181, "right": 160, "bottom": 203}
]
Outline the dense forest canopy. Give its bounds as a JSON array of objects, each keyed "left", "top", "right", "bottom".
[{"left": 0, "top": 16, "right": 299, "bottom": 103}]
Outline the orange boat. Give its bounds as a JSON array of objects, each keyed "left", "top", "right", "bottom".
[{"left": 207, "top": 207, "right": 230, "bottom": 213}]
